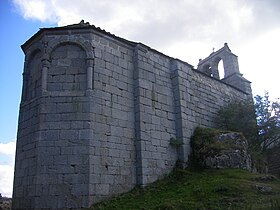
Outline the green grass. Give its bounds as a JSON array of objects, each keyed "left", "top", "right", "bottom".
[{"left": 90, "top": 169, "right": 280, "bottom": 210}]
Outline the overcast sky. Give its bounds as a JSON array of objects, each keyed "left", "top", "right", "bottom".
[
  {"left": 13, "top": 0, "right": 280, "bottom": 96},
  {"left": 0, "top": 0, "right": 280, "bottom": 197}
]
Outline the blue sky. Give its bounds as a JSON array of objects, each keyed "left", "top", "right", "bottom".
[
  {"left": 1, "top": 0, "right": 280, "bottom": 197},
  {"left": 0, "top": 1, "right": 54, "bottom": 143},
  {"left": 0, "top": 0, "right": 55, "bottom": 197}
]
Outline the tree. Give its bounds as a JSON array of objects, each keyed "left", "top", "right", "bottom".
[
  {"left": 217, "top": 93, "right": 280, "bottom": 173},
  {"left": 255, "top": 92, "right": 280, "bottom": 150},
  {"left": 217, "top": 92, "right": 280, "bottom": 151},
  {"left": 216, "top": 100, "right": 258, "bottom": 145}
]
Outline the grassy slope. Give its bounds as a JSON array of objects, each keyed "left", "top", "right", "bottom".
[{"left": 91, "top": 169, "right": 280, "bottom": 210}]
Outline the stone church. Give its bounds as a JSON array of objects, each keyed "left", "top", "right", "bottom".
[{"left": 12, "top": 21, "right": 251, "bottom": 209}]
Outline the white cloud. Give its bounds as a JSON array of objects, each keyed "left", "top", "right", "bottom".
[
  {"left": 238, "top": 28, "right": 280, "bottom": 100},
  {"left": 0, "top": 140, "right": 16, "bottom": 156},
  {"left": 12, "top": 0, "right": 58, "bottom": 23},
  {"left": 0, "top": 164, "right": 14, "bottom": 197},
  {"left": 10, "top": 0, "right": 258, "bottom": 43},
  {"left": 0, "top": 140, "right": 16, "bottom": 197}
]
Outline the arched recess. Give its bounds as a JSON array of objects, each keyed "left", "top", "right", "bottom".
[
  {"left": 48, "top": 42, "right": 87, "bottom": 92},
  {"left": 25, "top": 49, "right": 43, "bottom": 100},
  {"left": 46, "top": 37, "right": 94, "bottom": 60},
  {"left": 45, "top": 37, "right": 94, "bottom": 92}
]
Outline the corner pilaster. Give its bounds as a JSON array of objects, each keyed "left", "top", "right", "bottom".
[{"left": 171, "top": 59, "right": 193, "bottom": 167}]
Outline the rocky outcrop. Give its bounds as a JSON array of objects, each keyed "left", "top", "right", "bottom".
[
  {"left": 191, "top": 128, "right": 252, "bottom": 171},
  {"left": 204, "top": 132, "right": 252, "bottom": 170},
  {"left": 267, "top": 146, "right": 280, "bottom": 177}
]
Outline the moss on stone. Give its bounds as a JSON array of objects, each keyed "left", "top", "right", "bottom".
[{"left": 190, "top": 127, "right": 250, "bottom": 169}]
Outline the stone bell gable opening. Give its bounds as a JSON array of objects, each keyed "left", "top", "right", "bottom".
[
  {"left": 197, "top": 43, "right": 252, "bottom": 94},
  {"left": 13, "top": 21, "right": 252, "bottom": 210},
  {"left": 198, "top": 43, "right": 239, "bottom": 79}
]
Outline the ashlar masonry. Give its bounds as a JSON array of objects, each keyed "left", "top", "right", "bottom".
[{"left": 13, "top": 21, "right": 252, "bottom": 210}]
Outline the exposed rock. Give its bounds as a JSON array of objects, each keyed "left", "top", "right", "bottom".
[
  {"left": 204, "top": 132, "right": 252, "bottom": 170},
  {"left": 192, "top": 128, "right": 252, "bottom": 171},
  {"left": 255, "top": 185, "right": 273, "bottom": 194},
  {"left": 255, "top": 175, "right": 278, "bottom": 182}
]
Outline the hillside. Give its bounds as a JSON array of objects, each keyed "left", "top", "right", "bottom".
[{"left": 91, "top": 168, "right": 280, "bottom": 210}]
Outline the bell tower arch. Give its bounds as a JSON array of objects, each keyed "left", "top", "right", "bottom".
[{"left": 197, "top": 43, "right": 251, "bottom": 94}]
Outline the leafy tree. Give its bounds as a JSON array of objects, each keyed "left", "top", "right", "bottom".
[
  {"left": 216, "top": 92, "right": 280, "bottom": 172},
  {"left": 217, "top": 92, "right": 280, "bottom": 151},
  {"left": 255, "top": 92, "right": 280, "bottom": 150}
]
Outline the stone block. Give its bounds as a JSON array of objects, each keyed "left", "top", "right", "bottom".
[
  {"left": 104, "top": 52, "right": 114, "bottom": 63},
  {"left": 48, "top": 66, "right": 66, "bottom": 75},
  {"left": 110, "top": 126, "right": 123, "bottom": 137},
  {"left": 53, "top": 155, "right": 68, "bottom": 165},
  {"left": 68, "top": 155, "right": 84, "bottom": 165},
  {"left": 57, "top": 58, "right": 71, "bottom": 67},
  {"left": 151, "top": 116, "right": 160, "bottom": 125},
  {"left": 119, "top": 150, "right": 130, "bottom": 158},
  {"left": 116, "top": 80, "right": 128, "bottom": 90},
  {"left": 101, "top": 174, "right": 114, "bottom": 184},
  {"left": 71, "top": 121, "right": 84, "bottom": 129},
  {"left": 109, "top": 148, "right": 120, "bottom": 157},
  {"left": 48, "top": 83, "right": 62, "bottom": 91},
  {"left": 119, "top": 59, "right": 128, "bottom": 69},
  {"left": 72, "top": 146, "right": 88, "bottom": 155},
  {"left": 71, "top": 184, "right": 88, "bottom": 196},
  {"left": 94, "top": 48, "right": 102, "bottom": 58},
  {"left": 64, "top": 174, "right": 84, "bottom": 184},
  {"left": 151, "top": 130, "right": 161, "bottom": 140},
  {"left": 75, "top": 74, "right": 87, "bottom": 82},
  {"left": 60, "top": 130, "right": 78, "bottom": 140},
  {"left": 75, "top": 164, "right": 89, "bottom": 174},
  {"left": 57, "top": 103, "right": 74, "bottom": 113},
  {"left": 123, "top": 128, "right": 134, "bottom": 138},
  {"left": 108, "top": 166, "right": 120, "bottom": 175},
  {"left": 45, "top": 113, "right": 61, "bottom": 122},
  {"left": 90, "top": 174, "right": 101, "bottom": 184},
  {"left": 139, "top": 79, "right": 152, "bottom": 90},
  {"left": 112, "top": 108, "right": 128, "bottom": 121},
  {"left": 79, "top": 129, "right": 93, "bottom": 139},
  {"left": 61, "top": 147, "right": 72, "bottom": 155},
  {"left": 40, "top": 103, "right": 57, "bottom": 113},
  {"left": 96, "top": 184, "right": 109, "bottom": 195}
]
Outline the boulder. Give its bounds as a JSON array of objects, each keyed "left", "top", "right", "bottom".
[
  {"left": 255, "top": 185, "right": 273, "bottom": 194},
  {"left": 191, "top": 128, "right": 252, "bottom": 171}
]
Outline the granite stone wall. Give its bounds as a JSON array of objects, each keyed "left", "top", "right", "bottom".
[
  {"left": 134, "top": 45, "right": 178, "bottom": 186},
  {"left": 89, "top": 32, "right": 136, "bottom": 204},
  {"left": 13, "top": 23, "right": 252, "bottom": 210}
]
